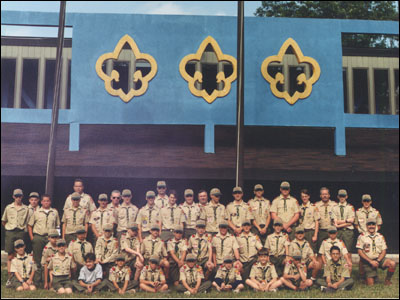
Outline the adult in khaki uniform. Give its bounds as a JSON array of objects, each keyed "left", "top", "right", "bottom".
[
  {"left": 316, "top": 246, "right": 354, "bottom": 292},
  {"left": 107, "top": 190, "right": 121, "bottom": 219},
  {"left": 281, "top": 249, "right": 313, "bottom": 291},
  {"left": 42, "top": 229, "right": 60, "bottom": 290},
  {"left": 299, "top": 189, "right": 320, "bottom": 253},
  {"left": 105, "top": 255, "right": 139, "bottom": 294},
  {"left": 236, "top": 220, "right": 263, "bottom": 281},
  {"left": 355, "top": 194, "right": 383, "bottom": 235},
  {"left": 176, "top": 253, "right": 212, "bottom": 294},
  {"left": 204, "top": 188, "right": 226, "bottom": 236},
  {"left": 62, "top": 192, "right": 90, "bottom": 245},
  {"left": 248, "top": 184, "right": 271, "bottom": 245},
  {"left": 270, "top": 181, "right": 300, "bottom": 241},
  {"left": 332, "top": 189, "right": 355, "bottom": 252},
  {"left": 116, "top": 189, "right": 139, "bottom": 241},
  {"left": 226, "top": 187, "right": 253, "bottom": 236},
  {"left": 2, "top": 189, "right": 29, "bottom": 282},
  {"left": 120, "top": 224, "right": 144, "bottom": 281},
  {"left": 212, "top": 256, "right": 244, "bottom": 293},
  {"left": 155, "top": 181, "right": 169, "bottom": 209},
  {"left": 180, "top": 189, "right": 203, "bottom": 239},
  {"left": 95, "top": 223, "right": 119, "bottom": 276},
  {"left": 63, "top": 178, "right": 96, "bottom": 213},
  {"left": 167, "top": 225, "right": 188, "bottom": 284},
  {"left": 197, "top": 189, "right": 209, "bottom": 211},
  {"left": 315, "top": 187, "right": 337, "bottom": 250},
  {"left": 356, "top": 218, "right": 397, "bottom": 286},
  {"left": 68, "top": 226, "right": 94, "bottom": 277},
  {"left": 137, "top": 191, "right": 160, "bottom": 242},
  {"left": 264, "top": 218, "right": 290, "bottom": 276},
  {"left": 160, "top": 190, "right": 186, "bottom": 241},
  {"left": 139, "top": 255, "right": 169, "bottom": 293},
  {"left": 212, "top": 221, "right": 241, "bottom": 269},
  {"left": 89, "top": 193, "right": 116, "bottom": 241}
]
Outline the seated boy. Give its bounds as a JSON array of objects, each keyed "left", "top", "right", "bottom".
[
  {"left": 105, "top": 254, "right": 138, "bottom": 294},
  {"left": 42, "top": 229, "right": 60, "bottom": 290},
  {"left": 245, "top": 248, "right": 283, "bottom": 292},
  {"left": 212, "top": 255, "right": 244, "bottom": 293},
  {"left": 281, "top": 249, "right": 313, "bottom": 291},
  {"left": 7, "top": 239, "right": 37, "bottom": 291},
  {"left": 72, "top": 253, "right": 107, "bottom": 293},
  {"left": 139, "top": 255, "right": 169, "bottom": 293}
]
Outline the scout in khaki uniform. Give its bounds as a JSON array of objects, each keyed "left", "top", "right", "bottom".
[
  {"left": 264, "top": 218, "right": 290, "bottom": 277},
  {"left": 204, "top": 188, "right": 226, "bottom": 235},
  {"left": 137, "top": 191, "right": 161, "bottom": 242},
  {"left": 48, "top": 239, "right": 76, "bottom": 294},
  {"left": 63, "top": 178, "right": 96, "bottom": 213},
  {"left": 299, "top": 189, "right": 320, "bottom": 252},
  {"left": 188, "top": 220, "right": 214, "bottom": 279},
  {"left": 105, "top": 255, "right": 139, "bottom": 294},
  {"left": 248, "top": 184, "right": 271, "bottom": 245},
  {"left": 160, "top": 190, "right": 186, "bottom": 241},
  {"left": 155, "top": 181, "right": 169, "bottom": 209},
  {"left": 180, "top": 189, "right": 203, "bottom": 239},
  {"left": 120, "top": 224, "right": 144, "bottom": 281},
  {"left": 317, "top": 246, "right": 354, "bottom": 292},
  {"left": 167, "top": 225, "right": 188, "bottom": 285},
  {"left": 89, "top": 193, "right": 116, "bottom": 241},
  {"left": 62, "top": 192, "right": 90, "bottom": 245},
  {"left": 107, "top": 190, "right": 121, "bottom": 219},
  {"left": 356, "top": 218, "right": 397, "bottom": 286},
  {"left": 212, "top": 221, "right": 241, "bottom": 269},
  {"left": 176, "top": 253, "right": 212, "bottom": 295},
  {"left": 95, "top": 223, "right": 119, "bottom": 276},
  {"left": 67, "top": 226, "right": 94, "bottom": 277},
  {"left": 42, "top": 229, "right": 60, "bottom": 290},
  {"left": 355, "top": 194, "right": 383, "bottom": 235},
  {"left": 212, "top": 256, "right": 244, "bottom": 293},
  {"left": 236, "top": 220, "right": 263, "bottom": 281},
  {"left": 332, "top": 189, "right": 355, "bottom": 252},
  {"left": 139, "top": 255, "right": 169, "bottom": 293},
  {"left": 245, "top": 248, "right": 283, "bottom": 292},
  {"left": 226, "top": 187, "right": 253, "bottom": 236},
  {"left": 2, "top": 189, "right": 29, "bottom": 282},
  {"left": 7, "top": 240, "right": 37, "bottom": 291},
  {"left": 282, "top": 249, "right": 313, "bottom": 291},
  {"left": 26, "top": 192, "right": 40, "bottom": 254},
  {"left": 315, "top": 187, "right": 337, "bottom": 250},
  {"left": 116, "top": 189, "right": 139, "bottom": 241},
  {"left": 270, "top": 181, "right": 300, "bottom": 241}
]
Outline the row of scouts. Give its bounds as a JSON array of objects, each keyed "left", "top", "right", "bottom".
[{"left": 2, "top": 179, "right": 397, "bottom": 294}]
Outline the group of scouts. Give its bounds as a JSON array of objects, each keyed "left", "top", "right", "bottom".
[{"left": 2, "top": 178, "right": 397, "bottom": 295}]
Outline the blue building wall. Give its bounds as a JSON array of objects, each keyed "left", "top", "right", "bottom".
[{"left": 1, "top": 11, "right": 398, "bottom": 155}]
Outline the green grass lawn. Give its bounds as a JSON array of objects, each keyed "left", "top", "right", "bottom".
[{"left": 1, "top": 265, "right": 398, "bottom": 298}]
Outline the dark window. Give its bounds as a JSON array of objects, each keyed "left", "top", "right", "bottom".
[
  {"left": 343, "top": 68, "right": 348, "bottom": 113},
  {"left": 395, "top": 69, "right": 399, "bottom": 115},
  {"left": 112, "top": 61, "right": 129, "bottom": 94},
  {"left": 1, "top": 58, "right": 16, "bottom": 108},
  {"left": 223, "top": 63, "right": 233, "bottom": 78},
  {"left": 267, "top": 65, "right": 284, "bottom": 92},
  {"left": 185, "top": 62, "right": 196, "bottom": 77},
  {"left": 21, "top": 59, "right": 38, "bottom": 108},
  {"left": 135, "top": 59, "right": 151, "bottom": 91},
  {"left": 374, "top": 69, "right": 390, "bottom": 114},
  {"left": 201, "top": 63, "right": 218, "bottom": 95},
  {"left": 289, "top": 66, "right": 305, "bottom": 96},
  {"left": 45, "top": 60, "right": 56, "bottom": 109},
  {"left": 353, "top": 69, "right": 369, "bottom": 114}
]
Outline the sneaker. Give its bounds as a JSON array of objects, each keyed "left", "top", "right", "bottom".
[
  {"left": 270, "top": 288, "right": 277, "bottom": 292},
  {"left": 5, "top": 279, "right": 12, "bottom": 288},
  {"left": 233, "top": 289, "right": 240, "bottom": 293},
  {"left": 127, "top": 289, "right": 136, "bottom": 293},
  {"left": 320, "top": 286, "right": 327, "bottom": 292},
  {"left": 184, "top": 291, "right": 191, "bottom": 295}
]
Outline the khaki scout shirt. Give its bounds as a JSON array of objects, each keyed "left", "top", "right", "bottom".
[
  {"left": 89, "top": 207, "right": 115, "bottom": 234},
  {"left": 332, "top": 201, "right": 355, "bottom": 230},
  {"left": 95, "top": 236, "right": 119, "bottom": 263},
  {"left": 26, "top": 205, "right": 39, "bottom": 232},
  {"left": 109, "top": 265, "right": 131, "bottom": 283},
  {"left": 215, "top": 265, "right": 242, "bottom": 284},
  {"left": 270, "top": 195, "right": 300, "bottom": 224},
  {"left": 188, "top": 233, "right": 212, "bottom": 261},
  {"left": 140, "top": 265, "right": 166, "bottom": 282},
  {"left": 68, "top": 239, "right": 94, "bottom": 265},
  {"left": 41, "top": 242, "right": 58, "bottom": 266},
  {"left": 116, "top": 202, "right": 139, "bottom": 232},
  {"left": 179, "top": 202, "right": 202, "bottom": 229},
  {"left": 265, "top": 232, "right": 290, "bottom": 256},
  {"left": 121, "top": 234, "right": 140, "bottom": 262},
  {"left": 299, "top": 202, "right": 320, "bottom": 230},
  {"left": 315, "top": 200, "right": 337, "bottom": 230},
  {"left": 160, "top": 204, "right": 186, "bottom": 230},
  {"left": 212, "top": 233, "right": 239, "bottom": 265},
  {"left": 289, "top": 239, "right": 314, "bottom": 263},
  {"left": 356, "top": 232, "right": 387, "bottom": 260},
  {"left": 136, "top": 204, "right": 160, "bottom": 233},
  {"left": 180, "top": 264, "right": 204, "bottom": 286},
  {"left": 1, "top": 202, "right": 29, "bottom": 230},
  {"left": 355, "top": 207, "right": 383, "bottom": 234},
  {"left": 61, "top": 206, "right": 90, "bottom": 235},
  {"left": 141, "top": 236, "right": 168, "bottom": 260},
  {"left": 28, "top": 207, "right": 60, "bottom": 235},
  {"left": 155, "top": 195, "right": 169, "bottom": 209},
  {"left": 48, "top": 252, "right": 76, "bottom": 276},
  {"left": 323, "top": 258, "right": 350, "bottom": 282},
  {"left": 63, "top": 192, "right": 96, "bottom": 213},
  {"left": 225, "top": 200, "right": 253, "bottom": 228},
  {"left": 196, "top": 203, "right": 207, "bottom": 221},
  {"left": 284, "top": 260, "right": 305, "bottom": 276},
  {"left": 237, "top": 232, "right": 263, "bottom": 262},
  {"left": 319, "top": 238, "right": 348, "bottom": 260},
  {"left": 249, "top": 262, "right": 277, "bottom": 282},
  {"left": 167, "top": 238, "right": 188, "bottom": 260},
  {"left": 204, "top": 202, "right": 226, "bottom": 233},
  {"left": 248, "top": 197, "right": 270, "bottom": 226},
  {"left": 10, "top": 253, "right": 37, "bottom": 279}
]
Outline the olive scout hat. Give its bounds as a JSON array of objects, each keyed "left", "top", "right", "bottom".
[
  {"left": 196, "top": 220, "right": 206, "bottom": 228},
  {"left": 362, "top": 194, "right": 372, "bottom": 201},
  {"left": 280, "top": 181, "right": 290, "bottom": 189},
  {"left": 223, "top": 256, "right": 234, "bottom": 263},
  {"left": 128, "top": 223, "right": 139, "bottom": 231},
  {"left": 122, "top": 189, "right": 132, "bottom": 197},
  {"left": 98, "top": 193, "right": 108, "bottom": 201},
  {"left": 184, "top": 189, "right": 194, "bottom": 197},
  {"left": 366, "top": 218, "right": 377, "bottom": 225},
  {"left": 219, "top": 220, "right": 229, "bottom": 228},
  {"left": 328, "top": 226, "right": 337, "bottom": 233},
  {"left": 149, "top": 255, "right": 160, "bottom": 264},
  {"left": 291, "top": 249, "right": 302, "bottom": 261},
  {"left": 13, "top": 189, "right": 23, "bottom": 196},
  {"left": 103, "top": 223, "right": 113, "bottom": 232},
  {"left": 254, "top": 184, "right": 264, "bottom": 191},
  {"left": 29, "top": 192, "right": 39, "bottom": 198},
  {"left": 75, "top": 226, "right": 86, "bottom": 234},
  {"left": 242, "top": 219, "right": 252, "bottom": 226},
  {"left": 151, "top": 223, "right": 160, "bottom": 231},
  {"left": 146, "top": 191, "right": 156, "bottom": 198},
  {"left": 157, "top": 181, "right": 166, "bottom": 187},
  {"left": 295, "top": 226, "right": 305, "bottom": 234},
  {"left": 71, "top": 192, "right": 81, "bottom": 200},
  {"left": 233, "top": 186, "right": 243, "bottom": 193},
  {"left": 116, "top": 254, "right": 126, "bottom": 261},
  {"left": 338, "top": 189, "right": 347, "bottom": 197},
  {"left": 57, "top": 239, "right": 67, "bottom": 246},
  {"left": 186, "top": 253, "right": 197, "bottom": 262},
  {"left": 49, "top": 229, "right": 60, "bottom": 238},
  {"left": 14, "top": 239, "right": 25, "bottom": 248},
  {"left": 210, "top": 188, "right": 222, "bottom": 196},
  {"left": 273, "top": 218, "right": 284, "bottom": 226}
]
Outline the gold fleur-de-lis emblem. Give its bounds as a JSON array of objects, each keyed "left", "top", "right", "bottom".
[
  {"left": 95, "top": 34, "right": 157, "bottom": 103},
  {"left": 261, "top": 38, "right": 320, "bottom": 105},
  {"left": 179, "top": 36, "right": 237, "bottom": 104}
]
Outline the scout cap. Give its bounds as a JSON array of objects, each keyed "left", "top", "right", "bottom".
[
  {"left": 103, "top": 223, "right": 113, "bottom": 231},
  {"left": 273, "top": 218, "right": 283, "bottom": 226},
  {"left": 71, "top": 192, "right": 81, "bottom": 200},
  {"left": 49, "top": 229, "right": 60, "bottom": 238},
  {"left": 75, "top": 226, "right": 86, "bottom": 234},
  {"left": 57, "top": 239, "right": 67, "bottom": 246},
  {"left": 338, "top": 189, "right": 347, "bottom": 196},
  {"left": 150, "top": 223, "right": 160, "bottom": 231},
  {"left": 174, "top": 224, "right": 184, "bottom": 232},
  {"left": 254, "top": 184, "right": 264, "bottom": 191},
  {"left": 13, "top": 189, "right": 23, "bottom": 196},
  {"left": 233, "top": 186, "right": 243, "bottom": 193},
  {"left": 146, "top": 190, "right": 156, "bottom": 198},
  {"left": 184, "top": 189, "right": 194, "bottom": 197},
  {"left": 291, "top": 249, "right": 302, "bottom": 260},
  {"left": 219, "top": 220, "right": 229, "bottom": 228},
  {"left": 149, "top": 255, "right": 160, "bottom": 264},
  {"left": 98, "top": 193, "right": 108, "bottom": 201},
  {"left": 157, "top": 181, "right": 166, "bottom": 187},
  {"left": 223, "top": 256, "right": 234, "bottom": 263},
  {"left": 362, "top": 194, "right": 372, "bottom": 201},
  {"left": 210, "top": 188, "right": 222, "bottom": 196},
  {"left": 122, "top": 189, "right": 132, "bottom": 197},
  {"left": 280, "top": 181, "right": 290, "bottom": 189},
  {"left": 328, "top": 226, "right": 337, "bottom": 233},
  {"left": 242, "top": 219, "right": 252, "bottom": 226},
  {"left": 295, "top": 226, "right": 305, "bottom": 234},
  {"left": 29, "top": 192, "right": 39, "bottom": 198},
  {"left": 186, "top": 253, "right": 196, "bottom": 262},
  {"left": 366, "top": 218, "right": 377, "bottom": 225},
  {"left": 258, "top": 248, "right": 269, "bottom": 256},
  {"left": 128, "top": 223, "right": 139, "bottom": 231},
  {"left": 116, "top": 254, "right": 126, "bottom": 261},
  {"left": 14, "top": 239, "right": 25, "bottom": 248},
  {"left": 196, "top": 220, "right": 206, "bottom": 227}
]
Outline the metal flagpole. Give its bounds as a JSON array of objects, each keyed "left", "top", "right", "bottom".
[{"left": 45, "top": 1, "right": 67, "bottom": 197}]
